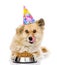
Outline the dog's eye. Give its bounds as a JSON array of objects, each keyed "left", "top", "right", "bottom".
[
  {"left": 25, "top": 30, "right": 29, "bottom": 33},
  {"left": 33, "top": 30, "right": 36, "bottom": 33}
]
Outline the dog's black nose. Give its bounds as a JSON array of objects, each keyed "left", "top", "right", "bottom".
[{"left": 29, "top": 37, "right": 32, "bottom": 41}]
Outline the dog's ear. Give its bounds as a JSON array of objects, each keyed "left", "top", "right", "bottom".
[
  {"left": 16, "top": 25, "right": 24, "bottom": 34},
  {"left": 36, "top": 18, "right": 45, "bottom": 28}
]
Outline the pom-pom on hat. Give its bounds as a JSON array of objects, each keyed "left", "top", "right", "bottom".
[{"left": 23, "top": 6, "right": 35, "bottom": 25}]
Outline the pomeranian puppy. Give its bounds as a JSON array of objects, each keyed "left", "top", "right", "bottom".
[{"left": 10, "top": 18, "right": 48, "bottom": 62}]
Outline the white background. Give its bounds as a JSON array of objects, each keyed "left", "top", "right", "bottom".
[{"left": 0, "top": 0, "right": 57, "bottom": 65}]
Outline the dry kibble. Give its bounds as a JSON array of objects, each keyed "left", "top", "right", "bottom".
[{"left": 18, "top": 51, "right": 33, "bottom": 57}]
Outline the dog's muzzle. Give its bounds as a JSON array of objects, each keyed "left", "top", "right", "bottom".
[{"left": 28, "top": 36, "right": 35, "bottom": 44}]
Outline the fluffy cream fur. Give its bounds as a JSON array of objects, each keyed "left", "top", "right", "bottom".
[{"left": 10, "top": 18, "right": 48, "bottom": 61}]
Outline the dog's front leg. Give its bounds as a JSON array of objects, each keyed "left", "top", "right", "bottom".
[
  {"left": 32, "top": 47, "right": 48, "bottom": 62},
  {"left": 32, "top": 51, "right": 41, "bottom": 62},
  {"left": 11, "top": 51, "right": 20, "bottom": 62},
  {"left": 10, "top": 44, "right": 22, "bottom": 62}
]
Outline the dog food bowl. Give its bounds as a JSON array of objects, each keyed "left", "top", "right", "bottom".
[{"left": 12, "top": 57, "right": 37, "bottom": 63}]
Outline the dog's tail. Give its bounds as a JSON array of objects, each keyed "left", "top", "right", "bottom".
[{"left": 40, "top": 47, "right": 49, "bottom": 58}]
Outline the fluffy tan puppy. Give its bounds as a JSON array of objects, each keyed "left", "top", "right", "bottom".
[{"left": 10, "top": 18, "right": 48, "bottom": 62}]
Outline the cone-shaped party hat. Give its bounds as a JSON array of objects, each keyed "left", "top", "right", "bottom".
[{"left": 23, "top": 6, "right": 35, "bottom": 24}]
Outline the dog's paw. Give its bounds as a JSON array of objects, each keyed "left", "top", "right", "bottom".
[
  {"left": 33, "top": 55, "right": 41, "bottom": 62},
  {"left": 33, "top": 51, "right": 41, "bottom": 62},
  {"left": 12, "top": 56, "right": 18, "bottom": 63},
  {"left": 11, "top": 52, "right": 20, "bottom": 63},
  {"left": 11, "top": 55, "right": 18, "bottom": 63},
  {"left": 11, "top": 56, "right": 20, "bottom": 63}
]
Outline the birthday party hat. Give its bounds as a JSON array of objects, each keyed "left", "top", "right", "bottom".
[{"left": 23, "top": 6, "right": 35, "bottom": 24}]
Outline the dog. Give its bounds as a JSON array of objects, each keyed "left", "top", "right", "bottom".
[{"left": 10, "top": 18, "right": 48, "bottom": 62}]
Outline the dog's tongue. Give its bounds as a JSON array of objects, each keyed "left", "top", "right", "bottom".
[{"left": 31, "top": 37, "right": 35, "bottom": 43}]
